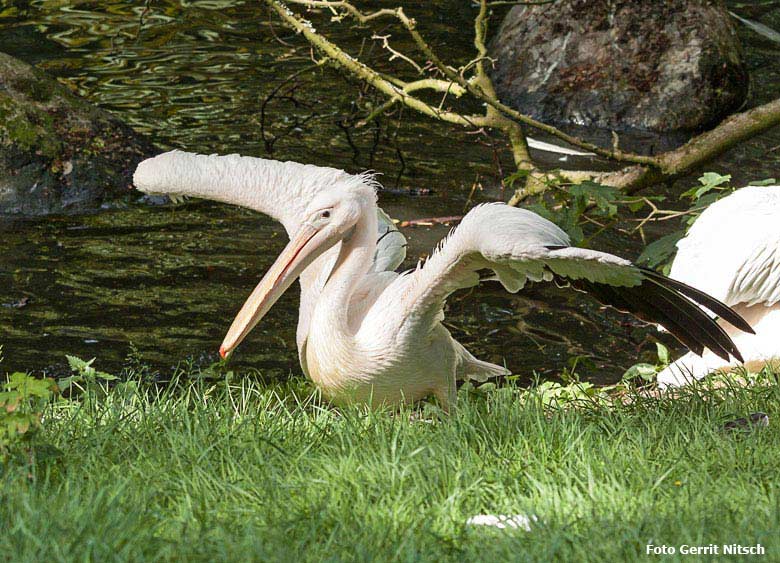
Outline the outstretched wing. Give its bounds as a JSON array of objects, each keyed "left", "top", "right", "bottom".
[
  {"left": 381, "top": 203, "right": 751, "bottom": 362},
  {"left": 134, "top": 150, "right": 408, "bottom": 273},
  {"left": 669, "top": 186, "right": 780, "bottom": 307}
]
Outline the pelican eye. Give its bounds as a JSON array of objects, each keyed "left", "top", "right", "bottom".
[{"left": 321, "top": 210, "right": 331, "bottom": 219}]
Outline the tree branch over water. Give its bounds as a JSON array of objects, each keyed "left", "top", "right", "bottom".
[{"left": 264, "top": 0, "right": 780, "bottom": 204}]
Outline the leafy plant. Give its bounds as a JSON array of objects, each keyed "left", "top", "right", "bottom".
[
  {"left": 526, "top": 180, "right": 623, "bottom": 245},
  {"left": 635, "top": 231, "right": 684, "bottom": 272},
  {"left": 531, "top": 379, "right": 604, "bottom": 407},
  {"left": 518, "top": 172, "right": 775, "bottom": 276},
  {"left": 60, "top": 355, "right": 117, "bottom": 393},
  {"left": 0, "top": 372, "right": 57, "bottom": 453},
  {"left": 0, "top": 355, "right": 128, "bottom": 456},
  {"left": 61, "top": 355, "right": 147, "bottom": 418},
  {"left": 635, "top": 173, "right": 779, "bottom": 273},
  {"left": 622, "top": 342, "right": 671, "bottom": 384}
]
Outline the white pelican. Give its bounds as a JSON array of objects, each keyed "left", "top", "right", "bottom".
[
  {"left": 657, "top": 186, "right": 780, "bottom": 387},
  {"left": 134, "top": 150, "right": 751, "bottom": 409}
]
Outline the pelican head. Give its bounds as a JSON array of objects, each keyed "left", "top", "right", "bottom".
[{"left": 219, "top": 182, "right": 375, "bottom": 358}]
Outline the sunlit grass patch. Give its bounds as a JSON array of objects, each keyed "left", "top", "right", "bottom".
[{"left": 1, "top": 356, "right": 778, "bottom": 562}]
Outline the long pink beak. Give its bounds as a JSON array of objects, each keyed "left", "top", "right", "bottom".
[{"left": 220, "top": 223, "right": 321, "bottom": 358}]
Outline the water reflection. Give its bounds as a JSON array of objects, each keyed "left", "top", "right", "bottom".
[{"left": 0, "top": 201, "right": 682, "bottom": 380}]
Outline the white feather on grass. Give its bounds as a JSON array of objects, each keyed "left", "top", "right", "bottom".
[{"left": 466, "top": 514, "right": 538, "bottom": 531}]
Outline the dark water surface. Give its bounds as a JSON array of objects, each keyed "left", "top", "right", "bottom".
[{"left": 1, "top": 1, "right": 779, "bottom": 382}]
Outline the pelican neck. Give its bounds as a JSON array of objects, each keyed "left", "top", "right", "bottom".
[{"left": 313, "top": 208, "right": 378, "bottom": 337}]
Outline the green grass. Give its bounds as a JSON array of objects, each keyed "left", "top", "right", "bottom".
[{"left": 1, "top": 367, "right": 778, "bottom": 562}]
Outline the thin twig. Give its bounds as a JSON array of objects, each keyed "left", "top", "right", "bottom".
[
  {"left": 372, "top": 33, "right": 424, "bottom": 73},
  {"left": 398, "top": 216, "right": 464, "bottom": 228},
  {"left": 485, "top": 0, "right": 559, "bottom": 6},
  {"left": 133, "top": 0, "right": 153, "bottom": 40}
]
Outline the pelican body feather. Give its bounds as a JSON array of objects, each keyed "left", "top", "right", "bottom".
[{"left": 657, "top": 186, "right": 780, "bottom": 387}]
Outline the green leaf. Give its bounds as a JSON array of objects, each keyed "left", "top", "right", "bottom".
[
  {"left": 66, "top": 355, "right": 118, "bottom": 381},
  {"left": 638, "top": 232, "right": 684, "bottom": 269},
  {"left": 525, "top": 203, "right": 556, "bottom": 224},
  {"left": 748, "top": 178, "right": 777, "bottom": 187},
  {"left": 625, "top": 197, "right": 646, "bottom": 213},
  {"left": 56, "top": 375, "right": 80, "bottom": 392},
  {"left": 2, "top": 412, "right": 36, "bottom": 436},
  {"left": 698, "top": 172, "right": 731, "bottom": 187},
  {"left": 95, "top": 371, "right": 118, "bottom": 381},
  {"left": 656, "top": 342, "right": 670, "bottom": 365},
  {"left": 0, "top": 391, "right": 22, "bottom": 412},
  {"left": 694, "top": 192, "right": 724, "bottom": 208},
  {"left": 566, "top": 224, "right": 585, "bottom": 246},
  {"left": 7, "top": 372, "right": 31, "bottom": 388},
  {"left": 622, "top": 363, "right": 658, "bottom": 382},
  {"left": 682, "top": 173, "right": 731, "bottom": 200},
  {"left": 5, "top": 373, "right": 55, "bottom": 398},
  {"left": 475, "top": 382, "right": 497, "bottom": 394},
  {"left": 569, "top": 182, "right": 620, "bottom": 216},
  {"left": 66, "top": 355, "right": 93, "bottom": 374},
  {"left": 503, "top": 169, "right": 529, "bottom": 189}
]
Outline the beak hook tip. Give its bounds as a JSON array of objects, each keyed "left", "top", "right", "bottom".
[{"left": 219, "top": 346, "right": 228, "bottom": 360}]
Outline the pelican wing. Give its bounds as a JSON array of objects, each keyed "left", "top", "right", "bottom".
[
  {"left": 670, "top": 186, "right": 780, "bottom": 307},
  {"left": 373, "top": 207, "right": 406, "bottom": 272},
  {"left": 385, "top": 203, "right": 750, "bottom": 362},
  {"left": 133, "top": 151, "right": 408, "bottom": 274}
]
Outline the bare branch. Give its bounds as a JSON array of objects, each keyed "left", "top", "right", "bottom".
[
  {"left": 474, "top": 0, "right": 489, "bottom": 80},
  {"left": 509, "top": 98, "right": 780, "bottom": 204},
  {"left": 404, "top": 79, "right": 466, "bottom": 96},
  {"left": 286, "top": 0, "right": 398, "bottom": 22},
  {"left": 278, "top": 0, "right": 659, "bottom": 166},
  {"left": 268, "top": 0, "right": 780, "bottom": 207},
  {"left": 658, "top": 97, "right": 780, "bottom": 175},
  {"left": 357, "top": 98, "right": 397, "bottom": 127},
  {"left": 264, "top": 0, "right": 491, "bottom": 129},
  {"left": 371, "top": 33, "right": 424, "bottom": 73},
  {"left": 485, "top": 1, "right": 559, "bottom": 6}
]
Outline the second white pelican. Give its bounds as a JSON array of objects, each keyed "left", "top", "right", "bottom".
[
  {"left": 134, "top": 151, "right": 752, "bottom": 409},
  {"left": 657, "top": 186, "right": 780, "bottom": 387}
]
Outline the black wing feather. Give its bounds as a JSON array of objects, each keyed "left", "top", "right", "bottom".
[
  {"left": 571, "top": 279, "right": 706, "bottom": 354},
  {"left": 640, "top": 268, "right": 755, "bottom": 334},
  {"left": 543, "top": 246, "right": 751, "bottom": 363},
  {"left": 570, "top": 277, "right": 740, "bottom": 362}
]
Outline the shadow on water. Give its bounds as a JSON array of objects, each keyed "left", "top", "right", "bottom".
[{"left": 0, "top": 1, "right": 778, "bottom": 383}]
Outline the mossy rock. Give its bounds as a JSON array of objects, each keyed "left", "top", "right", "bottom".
[{"left": 0, "top": 51, "right": 155, "bottom": 215}]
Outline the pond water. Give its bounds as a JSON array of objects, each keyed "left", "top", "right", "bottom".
[{"left": 1, "top": 1, "right": 779, "bottom": 382}]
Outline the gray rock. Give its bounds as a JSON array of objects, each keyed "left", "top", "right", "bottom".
[
  {"left": 0, "top": 51, "right": 154, "bottom": 215},
  {"left": 490, "top": 0, "right": 748, "bottom": 133}
]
